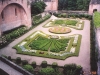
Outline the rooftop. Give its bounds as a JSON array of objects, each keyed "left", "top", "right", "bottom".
[{"left": 90, "top": 0, "right": 100, "bottom": 4}]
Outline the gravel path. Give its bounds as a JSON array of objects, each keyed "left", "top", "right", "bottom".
[{"left": 0, "top": 15, "right": 90, "bottom": 74}]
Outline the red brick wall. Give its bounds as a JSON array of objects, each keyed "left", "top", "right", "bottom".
[{"left": 0, "top": 0, "right": 31, "bottom": 32}]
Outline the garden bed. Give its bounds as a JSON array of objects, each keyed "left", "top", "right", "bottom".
[
  {"left": 43, "top": 18, "right": 84, "bottom": 30},
  {"left": 13, "top": 31, "right": 82, "bottom": 60}
]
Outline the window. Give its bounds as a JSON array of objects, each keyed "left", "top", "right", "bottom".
[
  {"left": 1, "top": 12, "right": 4, "bottom": 21},
  {"left": 22, "top": 0, "right": 23, "bottom": 3},
  {"left": 15, "top": 8, "right": 17, "bottom": 16},
  {"left": 2, "top": 0, "right": 3, "bottom": 5}
]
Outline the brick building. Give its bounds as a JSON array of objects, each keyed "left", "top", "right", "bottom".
[
  {"left": 0, "top": 0, "right": 31, "bottom": 35},
  {"left": 89, "top": 0, "right": 100, "bottom": 15}
]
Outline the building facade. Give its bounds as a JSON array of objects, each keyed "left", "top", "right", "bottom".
[
  {"left": 44, "top": 0, "right": 58, "bottom": 11},
  {"left": 0, "top": 0, "right": 31, "bottom": 35},
  {"left": 89, "top": 0, "right": 100, "bottom": 15}
]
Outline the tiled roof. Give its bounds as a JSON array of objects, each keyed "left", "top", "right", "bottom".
[{"left": 90, "top": 0, "right": 100, "bottom": 4}]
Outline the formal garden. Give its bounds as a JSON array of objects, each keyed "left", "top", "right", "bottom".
[
  {"left": 13, "top": 16, "right": 84, "bottom": 60},
  {"left": 0, "top": 0, "right": 99, "bottom": 74},
  {"left": 13, "top": 30, "right": 82, "bottom": 60}
]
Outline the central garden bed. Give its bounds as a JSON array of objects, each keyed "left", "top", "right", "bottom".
[
  {"left": 49, "top": 26, "right": 71, "bottom": 34},
  {"left": 13, "top": 31, "right": 82, "bottom": 60}
]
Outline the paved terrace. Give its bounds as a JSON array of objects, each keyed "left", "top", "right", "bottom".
[{"left": 0, "top": 15, "right": 90, "bottom": 74}]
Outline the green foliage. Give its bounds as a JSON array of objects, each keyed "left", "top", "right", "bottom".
[
  {"left": 22, "top": 60, "right": 28, "bottom": 65},
  {"left": 52, "top": 62, "right": 58, "bottom": 68},
  {"left": 33, "top": 14, "right": 42, "bottom": 22},
  {"left": 53, "top": 20, "right": 77, "bottom": 26},
  {"left": 31, "top": 1, "right": 46, "bottom": 15},
  {"left": 41, "top": 61, "right": 47, "bottom": 68},
  {"left": 53, "top": 13, "right": 92, "bottom": 20},
  {"left": 0, "top": 26, "right": 26, "bottom": 49},
  {"left": 23, "top": 65, "right": 34, "bottom": 73},
  {"left": 7, "top": 56, "right": 12, "bottom": 61},
  {"left": 58, "top": 0, "right": 90, "bottom": 10},
  {"left": 29, "top": 36, "right": 69, "bottom": 52},
  {"left": 90, "top": 20, "right": 98, "bottom": 72},
  {"left": 16, "top": 57, "right": 21, "bottom": 64},
  {"left": 14, "top": 31, "right": 81, "bottom": 60},
  {"left": 32, "top": 14, "right": 51, "bottom": 25},
  {"left": 31, "top": 61, "right": 36, "bottom": 68},
  {"left": 63, "top": 64, "right": 82, "bottom": 75},
  {"left": 39, "top": 67, "right": 55, "bottom": 75},
  {"left": 94, "top": 12, "right": 100, "bottom": 27}
]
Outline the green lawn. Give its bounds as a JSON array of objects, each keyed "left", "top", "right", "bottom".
[
  {"left": 94, "top": 12, "right": 100, "bottom": 27},
  {"left": 53, "top": 19, "right": 77, "bottom": 26},
  {"left": 29, "top": 36, "right": 69, "bottom": 52}
]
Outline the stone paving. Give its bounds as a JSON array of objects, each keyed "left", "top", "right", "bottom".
[{"left": 0, "top": 15, "right": 91, "bottom": 74}]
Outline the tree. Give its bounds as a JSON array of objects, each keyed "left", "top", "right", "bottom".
[
  {"left": 31, "top": 1, "right": 46, "bottom": 15},
  {"left": 58, "top": 0, "right": 90, "bottom": 10}
]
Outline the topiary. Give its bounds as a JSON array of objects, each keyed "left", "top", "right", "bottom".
[
  {"left": 22, "top": 60, "right": 28, "bottom": 65},
  {"left": 31, "top": 61, "right": 36, "bottom": 68},
  {"left": 7, "top": 56, "right": 12, "bottom": 61},
  {"left": 16, "top": 57, "right": 21, "bottom": 64},
  {"left": 52, "top": 62, "right": 58, "bottom": 68},
  {"left": 41, "top": 60, "right": 47, "bottom": 68}
]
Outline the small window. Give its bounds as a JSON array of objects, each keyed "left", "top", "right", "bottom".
[
  {"left": 15, "top": 8, "right": 17, "bottom": 16},
  {"left": 1, "top": 12, "right": 4, "bottom": 21},
  {"left": 22, "top": 0, "right": 23, "bottom": 3},
  {"left": 2, "top": 0, "right": 3, "bottom": 5}
]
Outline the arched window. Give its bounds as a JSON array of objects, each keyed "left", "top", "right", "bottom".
[{"left": 93, "top": 9, "right": 97, "bottom": 13}]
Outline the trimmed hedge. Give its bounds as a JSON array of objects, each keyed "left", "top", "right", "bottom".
[
  {"left": 31, "top": 61, "right": 36, "bottom": 68},
  {"left": 16, "top": 57, "right": 21, "bottom": 64},
  {"left": 14, "top": 31, "right": 82, "bottom": 60},
  {"left": 41, "top": 61, "right": 47, "bottom": 68},
  {"left": 94, "top": 12, "right": 100, "bottom": 27},
  {"left": 53, "top": 12, "right": 92, "bottom": 20}
]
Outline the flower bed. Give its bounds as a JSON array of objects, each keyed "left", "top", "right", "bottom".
[
  {"left": 49, "top": 26, "right": 71, "bottom": 34},
  {"left": 13, "top": 31, "right": 82, "bottom": 60}
]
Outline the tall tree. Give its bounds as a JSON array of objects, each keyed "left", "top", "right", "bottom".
[{"left": 31, "top": 1, "right": 46, "bottom": 15}]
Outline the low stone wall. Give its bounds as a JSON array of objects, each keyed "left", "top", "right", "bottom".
[{"left": 0, "top": 56, "right": 33, "bottom": 75}]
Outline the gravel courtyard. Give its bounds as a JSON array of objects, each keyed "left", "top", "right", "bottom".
[{"left": 0, "top": 15, "right": 90, "bottom": 74}]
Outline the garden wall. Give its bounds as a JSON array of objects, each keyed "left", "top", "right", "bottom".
[{"left": 0, "top": 56, "right": 33, "bottom": 75}]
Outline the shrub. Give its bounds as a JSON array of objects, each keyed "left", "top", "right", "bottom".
[
  {"left": 63, "top": 64, "right": 82, "bottom": 75},
  {"left": 31, "top": 61, "right": 36, "bottom": 68},
  {"left": 41, "top": 61, "right": 47, "bottom": 68},
  {"left": 39, "top": 67, "right": 55, "bottom": 75},
  {"left": 52, "top": 62, "right": 58, "bottom": 68},
  {"left": 22, "top": 60, "right": 28, "bottom": 65},
  {"left": 16, "top": 57, "right": 21, "bottom": 64},
  {"left": 7, "top": 56, "right": 12, "bottom": 61},
  {"left": 23, "top": 65, "right": 34, "bottom": 73}
]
